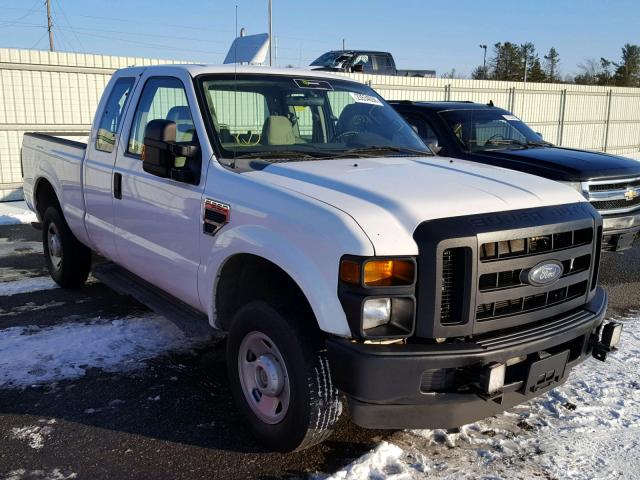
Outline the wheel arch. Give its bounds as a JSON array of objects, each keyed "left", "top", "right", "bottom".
[{"left": 214, "top": 253, "right": 318, "bottom": 333}]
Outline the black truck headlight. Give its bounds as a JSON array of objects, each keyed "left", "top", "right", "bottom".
[{"left": 339, "top": 256, "right": 417, "bottom": 340}]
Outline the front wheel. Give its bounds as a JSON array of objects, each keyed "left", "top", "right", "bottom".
[
  {"left": 42, "top": 206, "right": 91, "bottom": 288},
  {"left": 226, "top": 301, "right": 342, "bottom": 452}
]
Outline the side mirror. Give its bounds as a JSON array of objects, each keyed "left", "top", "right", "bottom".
[
  {"left": 143, "top": 119, "right": 200, "bottom": 184},
  {"left": 535, "top": 132, "right": 543, "bottom": 140}
]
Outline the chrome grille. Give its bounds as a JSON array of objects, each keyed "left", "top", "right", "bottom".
[{"left": 585, "top": 177, "right": 640, "bottom": 214}]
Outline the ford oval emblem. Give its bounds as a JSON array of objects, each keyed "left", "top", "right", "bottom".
[{"left": 521, "top": 260, "right": 564, "bottom": 287}]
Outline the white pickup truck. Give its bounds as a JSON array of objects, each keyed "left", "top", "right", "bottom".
[{"left": 22, "top": 65, "right": 621, "bottom": 452}]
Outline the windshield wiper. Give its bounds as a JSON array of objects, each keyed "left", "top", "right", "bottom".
[
  {"left": 327, "top": 145, "right": 433, "bottom": 158},
  {"left": 231, "top": 150, "right": 332, "bottom": 161},
  {"left": 526, "top": 140, "right": 553, "bottom": 147},
  {"left": 484, "top": 139, "right": 529, "bottom": 149}
]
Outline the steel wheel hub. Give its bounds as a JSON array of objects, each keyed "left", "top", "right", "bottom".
[
  {"left": 238, "top": 331, "right": 290, "bottom": 424},
  {"left": 47, "top": 223, "right": 62, "bottom": 270}
]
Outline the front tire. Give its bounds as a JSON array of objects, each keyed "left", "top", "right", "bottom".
[
  {"left": 226, "top": 301, "right": 342, "bottom": 452},
  {"left": 42, "top": 206, "right": 91, "bottom": 288}
]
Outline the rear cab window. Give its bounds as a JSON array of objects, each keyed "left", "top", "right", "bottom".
[{"left": 95, "top": 77, "right": 135, "bottom": 153}]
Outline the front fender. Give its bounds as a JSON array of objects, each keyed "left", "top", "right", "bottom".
[{"left": 198, "top": 223, "right": 373, "bottom": 337}]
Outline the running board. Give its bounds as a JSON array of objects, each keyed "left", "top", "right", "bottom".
[{"left": 93, "top": 261, "right": 215, "bottom": 338}]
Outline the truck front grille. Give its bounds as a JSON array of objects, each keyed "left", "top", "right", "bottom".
[
  {"left": 412, "top": 203, "right": 601, "bottom": 339},
  {"left": 586, "top": 177, "right": 640, "bottom": 214},
  {"left": 476, "top": 280, "right": 588, "bottom": 321}
]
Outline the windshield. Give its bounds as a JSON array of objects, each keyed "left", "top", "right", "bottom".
[
  {"left": 439, "top": 109, "right": 546, "bottom": 152},
  {"left": 198, "top": 74, "right": 430, "bottom": 163},
  {"left": 310, "top": 52, "right": 350, "bottom": 68}
]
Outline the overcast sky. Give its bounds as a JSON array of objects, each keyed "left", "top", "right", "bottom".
[{"left": 0, "top": 0, "right": 638, "bottom": 77}]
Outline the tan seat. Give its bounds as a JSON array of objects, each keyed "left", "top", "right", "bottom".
[{"left": 261, "top": 115, "right": 296, "bottom": 145}]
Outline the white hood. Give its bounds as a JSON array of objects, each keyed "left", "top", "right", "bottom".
[{"left": 247, "top": 156, "right": 588, "bottom": 255}]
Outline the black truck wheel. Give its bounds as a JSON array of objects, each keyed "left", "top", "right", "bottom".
[
  {"left": 226, "top": 301, "right": 342, "bottom": 452},
  {"left": 42, "top": 206, "right": 91, "bottom": 288}
]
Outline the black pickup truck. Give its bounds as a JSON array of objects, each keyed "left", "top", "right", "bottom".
[
  {"left": 391, "top": 101, "right": 640, "bottom": 252},
  {"left": 310, "top": 50, "right": 436, "bottom": 77}
]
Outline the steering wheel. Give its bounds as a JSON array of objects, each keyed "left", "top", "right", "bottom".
[
  {"left": 332, "top": 130, "right": 360, "bottom": 143},
  {"left": 485, "top": 134, "right": 506, "bottom": 144}
]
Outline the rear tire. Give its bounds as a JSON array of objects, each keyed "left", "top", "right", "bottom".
[
  {"left": 226, "top": 301, "right": 342, "bottom": 452},
  {"left": 42, "top": 206, "right": 91, "bottom": 288}
]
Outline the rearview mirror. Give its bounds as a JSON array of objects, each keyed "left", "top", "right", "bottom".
[{"left": 143, "top": 119, "right": 200, "bottom": 184}]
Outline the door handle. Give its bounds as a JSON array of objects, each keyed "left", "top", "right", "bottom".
[{"left": 113, "top": 172, "right": 122, "bottom": 199}]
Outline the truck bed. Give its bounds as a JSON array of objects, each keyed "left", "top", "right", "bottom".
[{"left": 21, "top": 132, "right": 88, "bottom": 243}]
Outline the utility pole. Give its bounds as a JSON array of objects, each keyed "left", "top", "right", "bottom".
[
  {"left": 268, "top": 0, "right": 272, "bottom": 66},
  {"left": 46, "top": 0, "right": 54, "bottom": 51},
  {"left": 479, "top": 44, "right": 487, "bottom": 79},
  {"left": 523, "top": 44, "right": 529, "bottom": 83}
]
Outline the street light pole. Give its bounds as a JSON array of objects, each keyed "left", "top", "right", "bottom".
[
  {"left": 268, "top": 0, "right": 273, "bottom": 66},
  {"left": 479, "top": 44, "right": 487, "bottom": 79}
]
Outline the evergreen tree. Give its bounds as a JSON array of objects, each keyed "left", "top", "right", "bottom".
[
  {"left": 543, "top": 47, "right": 560, "bottom": 82},
  {"left": 527, "top": 58, "right": 547, "bottom": 83},
  {"left": 612, "top": 44, "right": 640, "bottom": 87}
]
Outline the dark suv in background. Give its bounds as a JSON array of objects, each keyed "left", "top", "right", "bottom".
[{"left": 391, "top": 101, "right": 640, "bottom": 252}]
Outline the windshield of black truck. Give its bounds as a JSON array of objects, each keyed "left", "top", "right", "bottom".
[
  {"left": 439, "top": 109, "right": 546, "bottom": 152},
  {"left": 310, "top": 52, "right": 349, "bottom": 68},
  {"left": 198, "top": 75, "right": 430, "bottom": 163}
]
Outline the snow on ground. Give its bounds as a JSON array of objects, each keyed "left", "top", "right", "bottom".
[
  {"left": 0, "top": 277, "right": 59, "bottom": 296},
  {"left": 324, "top": 312, "right": 640, "bottom": 480},
  {"left": 0, "top": 314, "right": 207, "bottom": 388},
  {"left": 1, "top": 468, "right": 78, "bottom": 480},
  {"left": 10, "top": 420, "right": 56, "bottom": 450},
  {"left": 0, "top": 201, "right": 37, "bottom": 226}
]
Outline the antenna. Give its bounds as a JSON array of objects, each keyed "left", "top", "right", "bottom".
[{"left": 231, "top": 4, "right": 238, "bottom": 169}]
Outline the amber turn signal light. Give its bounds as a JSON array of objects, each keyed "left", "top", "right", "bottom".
[
  {"left": 339, "top": 260, "right": 361, "bottom": 284},
  {"left": 341, "top": 258, "right": 415, "bottom": 286},
  {"left": 364, "top": 260, "right": 415, "bottom": 287}
]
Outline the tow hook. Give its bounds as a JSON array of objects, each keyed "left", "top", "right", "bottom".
[{"left": 592, "top": 321, "right": 623, "bottom": 362}]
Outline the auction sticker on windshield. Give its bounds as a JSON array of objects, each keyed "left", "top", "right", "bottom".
[
  {"left": 294, "top": 79, "right": 333, "bottom": 90},
  {"left": 350, "top": 92, "right": 383, "bottom": 106}
]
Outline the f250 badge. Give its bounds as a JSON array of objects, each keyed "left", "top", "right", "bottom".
[
  {"left": 521, "top": 260, "right": 564, "bottom": 287},
  {"left": 203, "top": 199, "right": 230, "bottom": 236}
]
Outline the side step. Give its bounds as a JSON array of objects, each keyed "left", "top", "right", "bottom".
[{"left": 93, "top": 261, "right": 215, "bottom": 338}]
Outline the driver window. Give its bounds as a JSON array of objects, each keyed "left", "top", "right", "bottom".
[
  {"left": 352, "top": 54, "right": 373, "bottom": 72},
  {"left": 128, "top": 77, "right": 194, "bottom": 157}
]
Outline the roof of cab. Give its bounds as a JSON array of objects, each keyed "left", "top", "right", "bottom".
[
  {"left": 388, "top": 100, "right": 506, "bottom": 112},
  {"left": 114, "top": 63, "right": 359, "bottom": 82}
]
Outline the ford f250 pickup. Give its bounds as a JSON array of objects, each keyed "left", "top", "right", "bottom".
[
  {"left": 391, "top": 100, "right": 640, "bottom": 252},
  {"left": 22, "top": 65, "right": 621, "bottom": 452}
]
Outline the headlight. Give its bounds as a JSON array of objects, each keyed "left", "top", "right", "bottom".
[
  {"left": 362, "top": 298, "right": 392, "bottom": 329},
  {"left": 338, "top": 256, "right": 417, "bottom": 339}
]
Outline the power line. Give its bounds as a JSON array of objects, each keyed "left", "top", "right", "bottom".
[
  {"left": 52, "top": 0, "right": 85, "bottom": 53},
  {"left": 0, "top": 0, "right": 42, "bottom": 28}
]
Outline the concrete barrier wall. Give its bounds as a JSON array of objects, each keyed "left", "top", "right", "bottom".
[{"left": 1, "top": 48, "right": 640, "bottom": 200}]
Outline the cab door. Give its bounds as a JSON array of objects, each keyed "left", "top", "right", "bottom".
[
  {"left": 83, "top": 76, "right": 136, "bottom": 259},
  {"left": 112, "top": 74, "right": 206, "bottom": 310}
]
